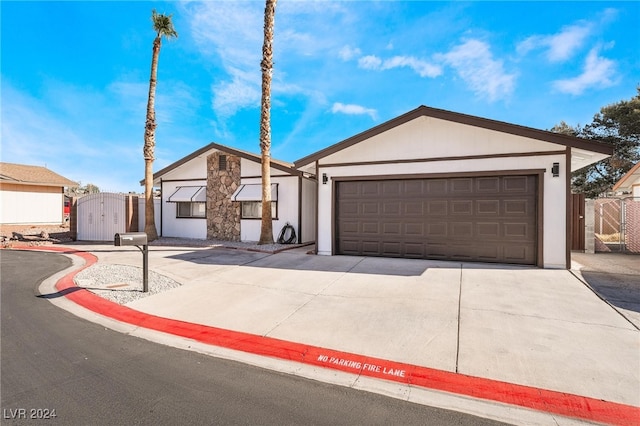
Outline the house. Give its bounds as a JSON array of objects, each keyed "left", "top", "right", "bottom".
[
  {"left": 612, "top": 162, "right": 640, "bottom": 197},
  {"left": 610, "top": 162, "right": 640, "bottom": 253},
  {"left": 294, "top": 105, "right": 613, "bottom": 269},
  {"left": 150, "top": 143, "right": 316, "bottom": 243},
  {"left": 0, "top": 162, "right": 78, "bottom": 225}
]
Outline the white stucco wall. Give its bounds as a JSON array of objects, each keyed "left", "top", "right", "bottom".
[
  {"left": 160, "top": 179, "right": 207, "bottom": 239},
  {"left": 0, "top": 188, "right": 63, "bottom": 224},
  {"left": 318, "top": 116, "right": 561, "bottom": 165},
  {"left": 153, "top": 151, "right": 211, "bottom": 239},
  {"left": 301, "top": 177, "right": 317, "bottom": 243},
  {"left": 631, "top": 176, "right": 640, "bottom": 197},
  {"left": 239, "top": 175, "right": 300, "bottom": 242},
  {"left": 313, "top": 116, "right": 570, "bottom": 268}
]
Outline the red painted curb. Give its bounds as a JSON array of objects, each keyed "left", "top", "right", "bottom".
[{"left": 18, "top": 245, "right": 640, "bottom": 425}]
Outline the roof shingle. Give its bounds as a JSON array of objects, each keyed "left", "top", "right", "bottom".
[{"left": 0, "top": 162, "right": 78, "bottom": 187}]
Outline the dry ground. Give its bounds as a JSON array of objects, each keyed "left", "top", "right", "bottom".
[{"left": 0, "top": 223, "right": 73, "bottom": 247}]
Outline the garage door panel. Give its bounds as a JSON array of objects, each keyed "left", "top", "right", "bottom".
[
  {"left": 404, "top": 201, "right": 423, "bottom": 215},
  {"left": 451, "top": 201, "right": 473, "bottom": 215},
  {"left": 405, "top": 223, "right": 424, "bottom": 236},
  {"left": 451, "top": 178, "right": 473, "bottom": 193},
  {"left": 382, "top": 242, "right": 402, "bottom": 256},
  {"left": 383, "top": 202, "right": 401, "bottom": 215},
  {"left": 450, "top": 222, "right": 473, "bottom": 238},
  {"left": 477, "top": 222, "right": 500, "bottom": 238},
  {"left": 404, "top": 242, "right": 425, "bottom": 257},
  {"left": 383, "top": 222, "right": 401, "bottom": 235},
  {"left": 504, "top": 199, "right": 532, "bottom": 215},
  {"left": 477, "top": 200, "right": 500, "bottom": 215},
  {"left": 427, "top": 222, "right": 448, "bottom": 237},
  {"left": 427, "top": 200, "right": 448, "bottom": 215},
  {"left": 503, "top": 176, "right": 530, "bottom": 192},
  {"left": 336, "top": 175, "right": 537, "bottom": 265},
  {"left": 361, "top": 182, "right": 381, "bottom": 196},
  {"left": 361, "top": 222, "right": 379, "bottom": 235},
  {"left": 362, "top": 241, "right": 381, "bottom": 255},
  {"left": 427, "top": 180, "right": 448, "bottom": 194},
  {"left": 477, "top": 177, "right": 500, "bottom": 192}
]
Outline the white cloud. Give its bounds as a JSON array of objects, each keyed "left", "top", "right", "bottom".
[
  {"left": 339, "top": 45, "right": 361, "bottom": 61},
  {"left": 517, "top": 24, "right": 591, "bottom": 62},
  {"left": 437, "top": 39, "right": 516, "bottom": 102},
  {"left": 516, "top": 9, "right": 618, "bottom": 62},
  {"left": 358, "top": 55, "right": 383, "bottom": 70},
  {"left": 331, "top": 102, "right": 377, "bottom": 120},
  {"left": 552, "top": 46, "right": 617, "bottom": 95},
  {"left": 358, "top": 54, "right": 442, "bottom": 78}
]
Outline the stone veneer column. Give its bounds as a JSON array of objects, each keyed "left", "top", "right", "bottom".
[{"left": 206, "top": 152, "right": 241, "bottom": 241}]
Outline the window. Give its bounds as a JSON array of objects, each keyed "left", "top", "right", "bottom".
[
  {"left": 219, "top": 155, "right": 227, "bottom": 171},
  {"left": 241, "top": 201, "right": 277, "bottom": 219},
  {"left": 177, "top": 202, "right": 206, "bottom": 218}
]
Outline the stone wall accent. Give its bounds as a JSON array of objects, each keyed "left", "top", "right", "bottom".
[{"left": 206, "top": 152, "right": 241, "bottom": 241}]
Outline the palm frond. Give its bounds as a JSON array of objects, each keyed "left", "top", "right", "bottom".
[{"left": 151, "top": 9, "right": 178, "bottom": 38}]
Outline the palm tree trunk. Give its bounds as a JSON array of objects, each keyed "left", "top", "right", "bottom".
[
  {"left": 258, "top": 0, "right": 277, "bottom": 245},
  {"left": 143, "top": 36, "right": 161, "bottom": 241}
]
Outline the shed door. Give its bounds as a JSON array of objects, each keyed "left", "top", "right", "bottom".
[
  {"left": 77, "top": 193, "right": 126, "bottom": 241},
  {"left": 335, "top": 175, "right": 537, "bottom": 265}
]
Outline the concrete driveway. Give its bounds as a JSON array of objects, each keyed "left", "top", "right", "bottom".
[{"left": 86, "top": 245, "right": 638, "bottom": 409}]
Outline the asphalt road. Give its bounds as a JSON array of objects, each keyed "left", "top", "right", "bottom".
[{"left": 1, "top": 249, "right": 507, "bottom": 426}]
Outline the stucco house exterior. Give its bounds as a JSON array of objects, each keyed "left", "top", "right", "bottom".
[
  {"left": 610, "top": 162, "right": 640, "bottom": 253},
  {"left": 294, "top": 106, "right": 613, "bottom": 269},
  {"left": 0, "top": 162, "right": 78, "bottom": 225},
  {"left": 150, "top": 143, "right": 316, "bottom": 243},
  {"left": 612, "top": 162, "right": 640, "bottom": 197}
]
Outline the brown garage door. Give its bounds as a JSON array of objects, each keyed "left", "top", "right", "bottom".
[{"left": 336, "top": 175, "right": 538, "bottom": 265}]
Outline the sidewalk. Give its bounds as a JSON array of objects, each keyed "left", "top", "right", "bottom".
[{"left": 29, "top": 243, "right": 640, "bottom": 425}]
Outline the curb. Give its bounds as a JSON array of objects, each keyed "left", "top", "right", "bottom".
[{"left": 14, "top": 245, "right": 640, "bottom": 425}]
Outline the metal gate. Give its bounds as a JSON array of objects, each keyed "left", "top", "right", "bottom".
[
  {"left": 77, "top": 193, "right": 126, "bottom": 241},
  {"left": 594, "top": 197, "right": 640, "bottom": 253}
]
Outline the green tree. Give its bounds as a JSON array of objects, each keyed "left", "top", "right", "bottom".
[
  {"left": 258, "top": 0, "right": 277, "bottom": 245},
  {"left": 555, "top": 88, "right": 640, "bottom": 198},
  {"left": 143, "top": 10, "right": 177, "bottom": 241}
]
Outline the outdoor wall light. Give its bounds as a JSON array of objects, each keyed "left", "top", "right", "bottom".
[
  {"left": 322, "top": 173, "right": 328, "bottom": 184},
  {"left": 552, "top": 162, "right": 560, "bottom": 177}
]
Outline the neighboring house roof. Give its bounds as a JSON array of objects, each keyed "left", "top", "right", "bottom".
[
  {"left": 147, "top": 142, "right": 301, "bottom": 185},
  {"left": 294, "top": 105, "right": 614, "bottom": 168},
  {"left": 0, "top": 162, "right": 78, "bottom": 187},
  {"left": 612, "top": 162, "right": 640, "bottom": 192}
]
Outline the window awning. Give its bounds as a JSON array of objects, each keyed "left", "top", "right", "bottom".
[
  {"left": 167, "top": 186, "right": 206, "bottom": 203},
  {"left": 231, "top": 184, "right": 278, "bottom": 201}
]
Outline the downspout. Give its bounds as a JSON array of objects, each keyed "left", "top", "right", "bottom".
[
  {"left": 565, "top": 147, "right": 571, "bottom": 269},
  {"left": 314, "top": 161, "right": 319, "bottom": 254},
  {"left": 160, "top": 178, "right": 163, "bottom": 237},
  {"left": 297, "top": 174, "right": 302, "bottom": 243}
]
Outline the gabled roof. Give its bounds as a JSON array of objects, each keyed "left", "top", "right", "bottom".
[
  {"left": 147, "top": 142, "right": 301, "bottom": 185},
  {"left": 612, "top": 162, "right": 640, "bottom": 191},
  {"left": 294, "top": 105, "right": 614, "bottom": 168},
  {"left": 0, "top": 162, "right": 78, "bottom": 187}
]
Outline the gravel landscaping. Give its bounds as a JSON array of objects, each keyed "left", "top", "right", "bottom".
[{"left": 74, "top": 264, "right": 182, "bottom": 305}]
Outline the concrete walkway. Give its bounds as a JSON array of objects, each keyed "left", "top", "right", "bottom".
[{"left": 26, "top": 243, "right": 640, "bottom": 425}]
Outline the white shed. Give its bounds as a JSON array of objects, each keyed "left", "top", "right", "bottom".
[{"left": 295, "top": 106, "right": 613, "bottom": 269}]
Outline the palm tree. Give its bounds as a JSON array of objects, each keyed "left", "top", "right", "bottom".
[
  {"left": 143, "top": 9, "right": 177, "bottom": 241},
  {"left": 258, "top": 0, "right": 277, "bottom": 245}
]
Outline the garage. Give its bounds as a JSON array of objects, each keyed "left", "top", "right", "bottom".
[
  {"left": 335, "top": 174, "right": 538, "bottom": 264},
  {"left": 295, "top": 105, "right": 613, "bottom": 269}
]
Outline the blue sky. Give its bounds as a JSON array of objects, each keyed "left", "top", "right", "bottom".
[{"left": 2, "top": 1, "right": 639, "bottom": 193}]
